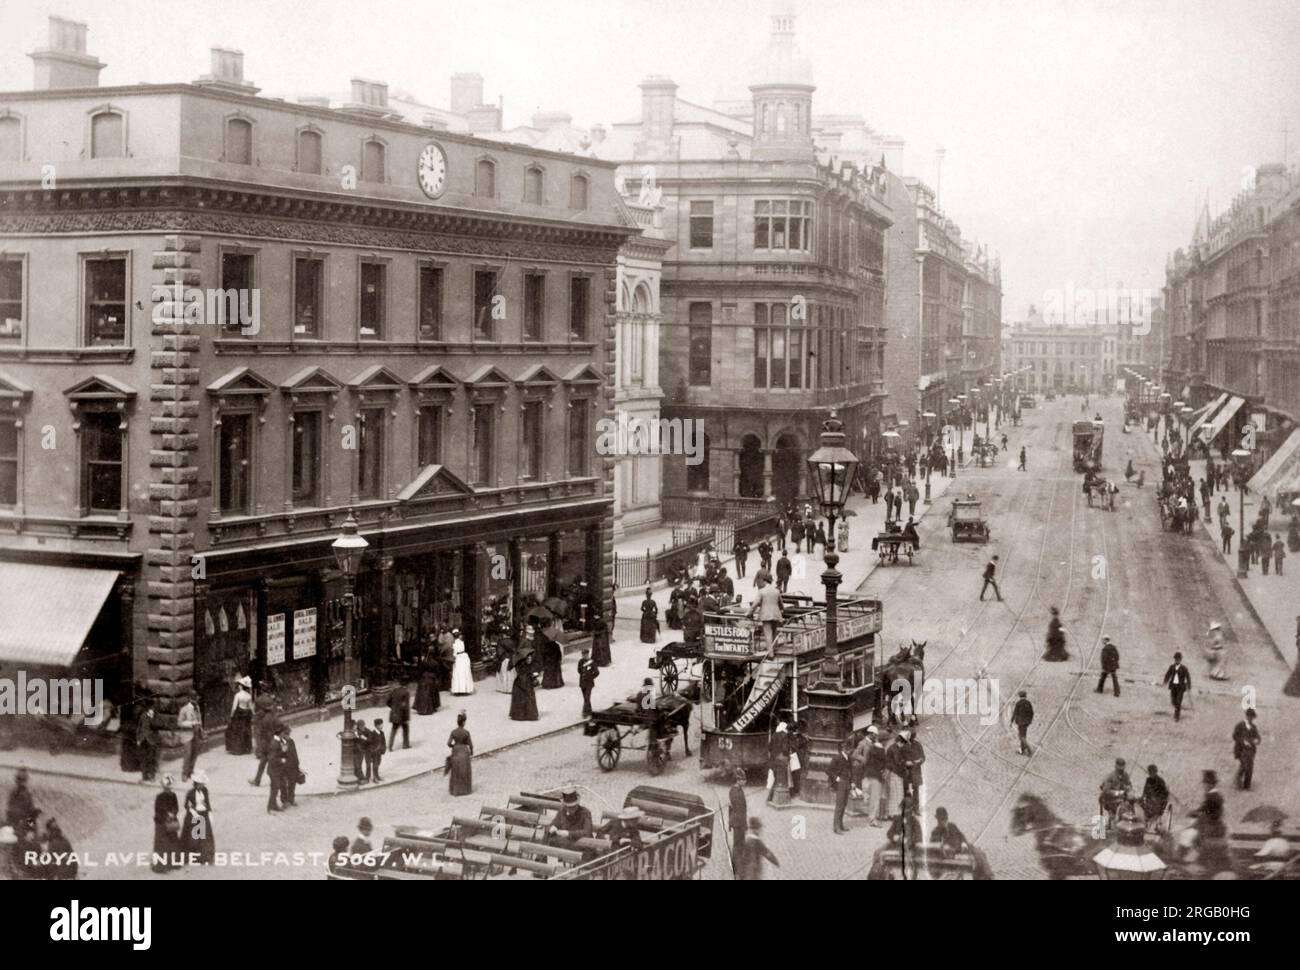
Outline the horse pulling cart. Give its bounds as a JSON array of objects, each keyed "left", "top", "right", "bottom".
[{"left": 585, "top": 696, "right": 691, "bottom": 776}]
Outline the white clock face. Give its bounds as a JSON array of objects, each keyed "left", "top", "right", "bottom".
[{"left": 417, "top": 143, "right": 448, "bottom": 198}]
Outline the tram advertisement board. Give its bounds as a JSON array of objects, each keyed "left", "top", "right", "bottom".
[
  {"left": 571, "top": 825, "right": 701, "bottom": 881},
  {"left": 785, "top": 608, "right": 880, "bottom": 653},
  {"left": 705, "top": 623, "right": 756, "bottom": 655}
]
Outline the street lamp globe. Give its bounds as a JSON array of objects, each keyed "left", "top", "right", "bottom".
[
  {"left": 806, "top": 416, "right": 859, "bottom": 521},
  {"left": 1093, "top": 819, "right": 1168, "bottom": 880},
  {"left": 332, "top": 513, "right": 369, "bottom": 577}
]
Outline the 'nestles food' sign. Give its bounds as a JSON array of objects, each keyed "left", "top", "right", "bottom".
[{"left": 705, "top": 624, "right": 756, "bottom": 654}]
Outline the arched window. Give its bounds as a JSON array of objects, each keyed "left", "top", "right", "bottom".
[
  {"left": 362, "top": 139, "right": 386, "bottom": 183},
  {"left": 569, "top": 173, "right": 589, "bottom": 210},
  {"left": 0, "top": 115, "right": 21, "bottom": 161},
  {"left": 90, "top": 110, "right": 124, "bottom": 159},
  {"left": 523, "top": 165, "right": 544, "bottom": 204},
  {"left": 475, "top": 158, "right": 496, "bottom": 197},
  {"left": 297, "top": 129, "right": 322, "bottom": 174},
  {"left": 686, "top": 434, "right": 710, "bottom": 492},
  {"left": 225, "top": 117, "right": 253, "bottom": 165}
]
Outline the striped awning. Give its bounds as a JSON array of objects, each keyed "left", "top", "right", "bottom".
[
  {"left": 1187, "top": 393, "right": 1228, "bottom": 438},
  {"left": 1198, "top": 396, "right": 1246, "bottom": 447},
  {"left": 1248, "top": 428, "right": 1300, "bottom": 496},
  {"left": 0, "top": 563, "right": 120, "bottom": 667}
]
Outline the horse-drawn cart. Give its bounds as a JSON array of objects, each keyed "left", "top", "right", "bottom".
[
  {"left": 648, "top": 640, "right": 703, "bottom": 693},
  {"left": 949, "top": 498, "right": 990, "bottom": 543},
  {"left": 585, "top": 696, "right": 691, "bottom": 776},
  {"left": 871, "top": 532, "right": 917, "bottom": 565}
]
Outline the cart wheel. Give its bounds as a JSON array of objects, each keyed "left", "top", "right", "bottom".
[
  {"left": 596, "top": 729, "right": 621, "bottom": 772},
  {"left": 661, "top": 659, "right": 679, "bottom": 692}
]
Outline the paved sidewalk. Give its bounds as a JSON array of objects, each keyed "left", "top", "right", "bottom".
[
  {"left": 3, "top": 467, "right": 968, "bottom": 799},
  {"left": 1187, "top": 458, "right": 1298, "bottom": 669}
]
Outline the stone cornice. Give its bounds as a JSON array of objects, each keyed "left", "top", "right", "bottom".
[{"left": 0, "top": 181, "right": 630, "bottom": 261}]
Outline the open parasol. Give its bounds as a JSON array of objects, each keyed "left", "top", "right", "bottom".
[
  {"left": 1242, "top": 805, "right": 1288, "bottom": 825},
  {"left": 542, "top": 596, "right": 569, "bottom": 617}
]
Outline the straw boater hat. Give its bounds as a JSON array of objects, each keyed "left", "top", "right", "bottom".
[
  {"left": 238, "top": 675, "right": 252, "bottom": 689},
  {"left": 619, "top": 806, "right": 643, "bottom": 822}
]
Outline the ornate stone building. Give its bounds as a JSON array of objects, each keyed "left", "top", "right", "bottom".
[{"left": 0, "top": 19, "right": 635, "bottom": 737}]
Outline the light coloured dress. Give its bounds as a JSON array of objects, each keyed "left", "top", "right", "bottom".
[{"left": 451, "top": 638, "right": 475, "bottom": 695}]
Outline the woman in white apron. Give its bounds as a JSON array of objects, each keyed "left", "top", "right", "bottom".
[{"left": 451, "top": 631, "right": 475, "bottom": 695}]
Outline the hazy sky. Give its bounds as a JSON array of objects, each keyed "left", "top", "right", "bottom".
[{"left": 4, "top": 0, "right": 1300, "bottom": 318}]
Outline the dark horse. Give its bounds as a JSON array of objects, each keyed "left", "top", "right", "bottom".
[
  {"left": 654, "top": 694, "right": 695, "bottom": 757},
  {"left": 879, "top": 641, "right": 926, "bottom": 727},
  {"left": 1009, "top": 793, "right": 1111, "bottom": 880}
]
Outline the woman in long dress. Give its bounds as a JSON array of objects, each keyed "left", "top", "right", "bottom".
[
  {"left": 495, "top": 632, "right": 517, "bottom": 694},
  {"left": 151, "top": 775, "right": 179, "bottom": 873},
  {"left": 837, "top": 519, "right": 850, "bottom": 553},
  {"left": 540, "top": 631, "right": 565, "bottom": 689},
  {"left": 447, "top": 713, "right": 473, "bottom": 796},
  {"left": 508, "top": 648, "right": 539, "bottom": 721},
  {"left": 225, "top": 677, "right": 253, "bottom": 755},
  {"left": 180, "top": 772, "right": 215, "bottom": 865},
  {"left": 639, "top": 588, "right": 659, "bottom": 644},
  {"left": 414, "top": 646, "right": 441, "bottom": 714},
  {"left": 450, "top": 632, "right": 474, "bottom": 695},
  {"left": 590, "top": 612, "right": 612, "bottom": 667}
]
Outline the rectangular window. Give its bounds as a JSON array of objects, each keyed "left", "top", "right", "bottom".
[
  {"left": 218, "top": 412, "right": 253, "bottom": 514},
  {"left": 418, "top": 265, "right": 443, "bottom": 340},
  {"left": 569, "top": 276, "right": 589, "bottom": 340},
  {"left": 359, "top": 262, "right": 386, "bottom": 338},
  {"left": 789, "top": 328, "right": 804, "bottom": 389},
  {"left": 85, "top": 257, "right": 126, "bottom": 346},
  {"left": 524, "top": 273, "right": 545, "bottom": 341},
  {"left": 0, "top": 419, "right": 16, "bottom": 505},
  {"left": 521, "top": 400, "right": 543, "bottom": 479},
  {"left": 294, "top": 257, "right": 324, "bottom": 337},
  {"left": 219, "top": 252, "right": 254, "bottom": 333},
  {"left": 754, "top": 304, "right": 768, "bottom": 388},
  {"left": 688, "top": 303, "right": 712, "bottom": 386},
  {"left": 417, "top": 404, "right": 442, "bottom": 467},
  {"left": 291, "top": 411, "right": 321, "bottom": 506},
  {"left": 0, "top": 258, "right": 22, "bottom": 339},
  {"left": 472, "top": 405, "right": 494, "bottom": 485},
  {"left": 81, "top": 411, "right": 123, "bottom": 513},
  {"left": 689, "top": 201, "right": 714, "bottom": 249},
  {"left": 568, "top": 399, "right": 590, "bottom": 477},
  {"left": 358, "top": 408, "right": 385, "bottom": 499},
  {"left": 755, "top": 200, "right": 812, "bottom": 252},
  {"left": 771, "top": 327, "right": 787, "bottom": 389},
  {"left": 473, "top": 270, "right": 497, "bottom": 341}
]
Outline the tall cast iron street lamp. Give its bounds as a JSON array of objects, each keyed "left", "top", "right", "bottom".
[
  {"left": 922, "top": 412, "right": 937, "bottom": 503},
  {"left": 331, "top": 513, "right": 369, "bottom": 788},
  {"left": 807, "top": 416, "right": 860, "bottom": 668}
]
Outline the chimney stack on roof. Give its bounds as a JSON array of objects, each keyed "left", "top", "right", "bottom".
[
  {"left": 195, "top": 47, "right": 260, "bottom": 96},
  {"left": 341, "top": 78, "right": 390, "bottom": 117},
  {"left": 28, "top": 16, "right": 105, "bottom": 90}
]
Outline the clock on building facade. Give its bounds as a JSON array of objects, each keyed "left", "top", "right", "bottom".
[{"left": 417, "top": 142, "right": 448, "bottom": 199}]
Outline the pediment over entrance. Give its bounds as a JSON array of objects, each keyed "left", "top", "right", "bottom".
[{"left": 397, "top": 464, "right": 476, "bottom": 504}]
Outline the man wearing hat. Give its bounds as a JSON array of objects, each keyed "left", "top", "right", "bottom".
[
  {"left": 1011, "top": 690, "right": 1034, "bottom": 756},
  {"left": 1162, "top": 652, "right": 1193, "bottom": 721},
  {"left": 886, "top": 796, "right": 922, "bottom": 847},
  {"left": 1190, "top": 770, "right": 1228, "bottom": 868},
  {"left": 727, "top": 770, "right": 748, "bottom": 859},
  {"left": 610, "top": 806, "right": 644, "bottom": 851},
  {"left": 930, "top": 807, "right": 971, "bottom": 857},
  {"left": 1095, "top": 637, "right": 1120, "bottom": 696},
  {"left": 891, "top": 728, "right": 925, "bottom": 802},
  {"left": 5, "top": 767, "right": 36, "bottom": 831},
  {"left": 828, "top": 739, "right": 854, "bottom": 835},
  {"left": 1232, "top": 708, "right": 1261, "bottom": 790},
  {"left": 549, "top": 786, "right": 594, "bottom": 849},
  {"left": 1141, "top": 765, "right": 1169, "bottom": 831},
  {"left": 735, "top": 817, "right": 780, "bottom": 881},
  {"left": 350, "top": 816, "right": 374, "bottom": 855},
  {"left": 177, "top": 692, "right": 203, "bottom": 783},
  {"left": 577, "top": 648, "right": 599, "bottom": 717},
  {"left": 1099, "top": 759, "right": 1133, "bottom": 824}
]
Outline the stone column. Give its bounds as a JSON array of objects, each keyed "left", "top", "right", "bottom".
[
  {"left": 763, "top": 449, "right": 774, "bottom": 497},
  {"left": 145, "top": 234, "right": 202, "bottom": 745}
]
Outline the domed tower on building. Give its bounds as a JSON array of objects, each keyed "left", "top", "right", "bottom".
[{"left": 750, "top": 2, "right": 816, "bottom": 161}]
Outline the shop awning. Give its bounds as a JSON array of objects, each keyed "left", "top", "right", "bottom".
[
  {"left": 1248, "top": 428, "right": 1300, "bottom": 496},
  {"left": 1182, "top": 397, "right": 1218, "bottom": 428},
  {"left": 1187, "top": 393, "right": 1228, "bottom": 438},
  {"left": 727, "top": 660, "right": 787, "bottom": 732},
  {"left": 1197, "top": 395, "right": 1245, "bottom": 447},
  {"left": 0, "top": 563, "right": 120, "bottom": 667}
]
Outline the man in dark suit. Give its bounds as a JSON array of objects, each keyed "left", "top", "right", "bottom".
[
  {"left": 1162, "top": 652, "right": 1192, "bottom": 722},
  {"left": 1096, "top": 636, "right": 1120, "bottom": 696},
  {"left": 548, "top": 787, "right": 594, "bottom": 851},
  {"left": 775, "top": 553, "right": 792, "bottom": 594},
  {"left": 756, "top": 539, "right": 773, "bottom": 576},
  {"left": 388, "top": 684, "right": 411, "bottom": 751},
  {"left": 1011, "top": 690, "right": 1034, "bottom": 755},
  {"left": 281, "top": 724, "right": 301, "bottom": 806},
  {"left": 829, "top": 741, "right": 853, "bottom": 835},
  {"left": 266, "top": 726, "right": 289, "bottom": 813},
  {"left": 1232, "top": 708, "right": 1261, "bottom": 790},
  {"left": 577, "top": 648, "right": 599, "bottom": 717},
  {"left": 732, "top": 538, "right": 750, "bottom": 578},
  {"left": 727, "top": 769, "right": 748, "bottom": 859}
]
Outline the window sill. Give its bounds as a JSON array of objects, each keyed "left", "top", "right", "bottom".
[
  {"left": 0, "top": 346, "right": 135, "bottom": 363},
  {"left": 0, "top": 511, "right": 132, "bottom": 540}
]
